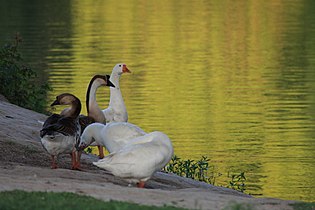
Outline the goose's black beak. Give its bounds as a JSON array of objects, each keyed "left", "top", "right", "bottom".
[
  {"left": 106, "top": 75, "right": 115, "bottom": 88},
  {"left": 50, "top": 99, "right": 60, "bottom": 106}
]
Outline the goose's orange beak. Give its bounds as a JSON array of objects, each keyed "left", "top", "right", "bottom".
[{"left": 122, "top": 65, "right": 131, "bottom": 73}]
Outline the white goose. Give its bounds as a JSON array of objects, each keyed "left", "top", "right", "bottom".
[
  {"left": 102, "top": 63, "right": 131, "bottom": 123},
  {"left": 92, "top": 130, "right": 173, "bottom": 188},
  {"left": 89, "top": 63, "right": 130, "bottom": 158},
  {"left": 40, "top": 93, "right": 82, "bottom": 170},
  {"left": 78, "top": 122, "right": 146, "bottom": 153}
]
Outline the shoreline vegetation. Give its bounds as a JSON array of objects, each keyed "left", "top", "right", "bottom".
[{"left": 0, "top": 34, "right": 50, "bottom": 114}]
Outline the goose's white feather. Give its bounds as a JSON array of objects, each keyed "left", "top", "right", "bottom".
[
  {"left": 41, "top": 134, "right": 78, "bottom": 155},
  {"left": 37, "top": 120, "right": 44, "bottom": 125},
  {"left": 80, "top": 122, "right": 146, "bottom": 153},
  {"left": 40, "top": 118, "right": 81, "bottom": 157}
]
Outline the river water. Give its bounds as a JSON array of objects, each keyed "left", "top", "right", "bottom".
[{"left": 1, "top": 0, "right": 314, "bottom": 202}]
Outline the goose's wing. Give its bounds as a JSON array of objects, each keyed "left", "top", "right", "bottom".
[
  {"left": 78, "top": 115, "right": 95, "bottom": 133},
  {"left": 40, "top": 116, "right": 78, "bottom": 137},
  {"left": 40, "top": 114, "right": 60, "bottom": 137},
  {"left": 94, "top": 142, "right": 165, "bottom": 177},
  {"left": 104, "top": 122, "right": 146, "bottom": 145},
  {"left": 102, "top": 108, "right": 114, "bottom": 123},
  {"left": 42, "top": 114, "right": 60, "bottom": 128}
]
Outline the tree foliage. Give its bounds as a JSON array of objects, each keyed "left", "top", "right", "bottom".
[{"left": 0, "top": 34, "right": 50, "bottom": 113}]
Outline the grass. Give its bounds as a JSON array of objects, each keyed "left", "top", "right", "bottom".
[
  {"left": 222, "top": 201, "right": 315, "bottom": 210},
  {"left": 222, "top": 202, "right": 254, "bottom": 210},
  {"left": 0, "top": 190, "right": 186, "bottom": 210},
  {"left": 290, "top": 202, "right": 315, "bottom": 210}
]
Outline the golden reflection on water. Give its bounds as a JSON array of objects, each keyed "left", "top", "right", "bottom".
[{"left": 1, "top": 0, "right": 314, "bottom": 201}]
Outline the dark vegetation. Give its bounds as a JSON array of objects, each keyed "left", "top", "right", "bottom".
[
  {"left": 0, "top": 34, "right": 50, "bottom": 113},
  {"left": 289, "top": 202, "right": 315, "bottom": 210},
  {"left": 164, "top": 155, "right": 247, "bottom": 193}
]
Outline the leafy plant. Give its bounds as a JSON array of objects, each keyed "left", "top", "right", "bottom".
[
  {"left": 84, "top": 146, "right": 93, "bottom": 154},
  {"left": 0, "top": 34, "right": 51, "bottom": 113},
  {"left": 227, "top": 172, "right": 246, "bottom": 193},
  {"left": 164, "top": 155, "right": 247, "bottom": 193},
  {"left": 164, "top": 155, "right": 221, "bottom": 185}
]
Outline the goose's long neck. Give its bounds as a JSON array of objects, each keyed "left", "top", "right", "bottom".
[
  {"left": 87, "top": 81, "right": 100, "bottom": 112},
  {"left": 89, "top": 124, "right": 112, "bottom": 150},
  {"left": 86, "top": 80, "right": 105, "bottom": 122},
  {"left": 109, "top": 73, "right": 126, "bottom": 109},
  {"left": 62, "top": 99, "right": 81, "bottom": 118},
  {"left": 97, "top": 132, "right": 115, "bottom": 153},
  {"left": 110, "top": 72, "right": 121, "bottom": 89},
  {"left": 85, "top": 123, "right": 104, "bottom": 145}
]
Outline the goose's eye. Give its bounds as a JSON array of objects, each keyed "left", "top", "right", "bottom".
[{"left": 119, "top": 65, "right": 121, "bottom": 67}]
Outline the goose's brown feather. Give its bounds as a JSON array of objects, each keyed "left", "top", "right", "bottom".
[{"left": 40, "top": 114, "right": 79, "bottom": 137}]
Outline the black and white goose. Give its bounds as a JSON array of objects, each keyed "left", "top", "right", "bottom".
[
  {"left": 40, "top": 93, "right": 82, "bottom": 170},
  {"left": 79, "top": 74, "right": 115, "bottom": 129},
  {"left": 78, "top": 75, "right": 115, "bottom": 158}
]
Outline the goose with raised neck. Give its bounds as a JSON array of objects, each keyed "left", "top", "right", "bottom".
[
  {"left": 86, "top": 75, "right": 115, "bottom": 123},
  {"left": 80, "top": 74, "right": 114, "bottom": 158},
  {"left": 102, "top": 63, "right": 131, "bottom": 123}
]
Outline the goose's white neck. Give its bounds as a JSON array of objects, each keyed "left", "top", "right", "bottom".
[
  {"left": 84, "top": 123, "right": 115, "bottom": 151},
  {"left": 82, "top": 123, "right": 103, "bottom": 146},
  {"left": 109, "top": 73, "right": 126, "bottom": 111},
  {"left": 110, "top": 72, "right": 121, "bottom": 89}
]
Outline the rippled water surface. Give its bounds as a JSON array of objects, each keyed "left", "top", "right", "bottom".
[{"left": 1, "top": 0, "right": 315, "bottom": 201}]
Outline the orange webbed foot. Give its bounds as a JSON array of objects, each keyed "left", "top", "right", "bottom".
[
  {"left": 137, "top": 181, "right": 145, "bottom": 188},
  {"left": 51, "top": 164, "right": 57, "bottom": 169},
  {"left": 98, "top": 146, "right": 104, "bottom": 159},
  {"left": 51, "top": 155, "right": 57, "bottom": 169}
]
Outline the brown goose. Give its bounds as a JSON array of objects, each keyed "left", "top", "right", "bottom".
[
  {"left": 40, "top": 93, "right": 82, "bottom": 170},
  {"left": 78, "top": 75, "right": 115, "bottom": 158}
]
